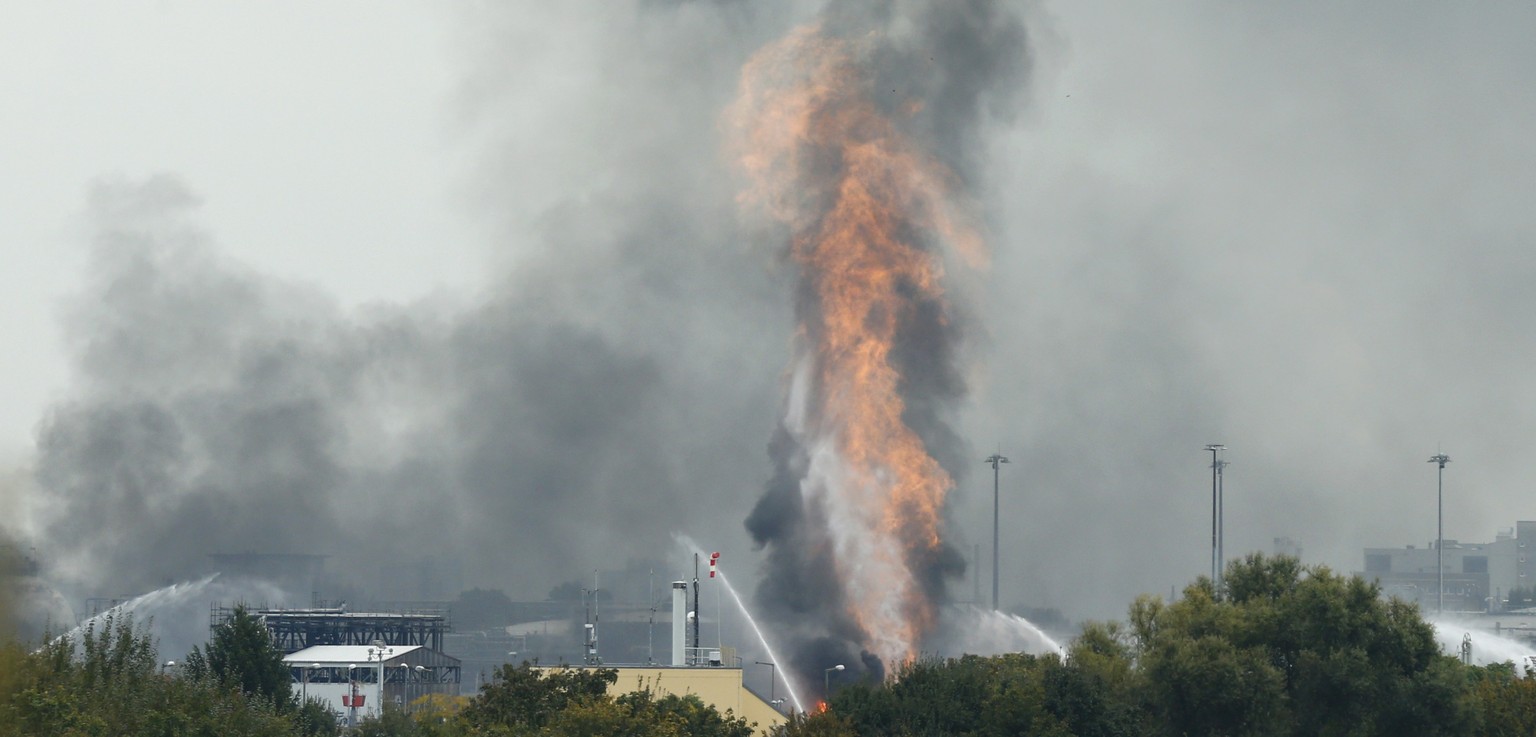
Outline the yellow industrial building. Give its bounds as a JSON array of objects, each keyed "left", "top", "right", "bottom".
[
  {"left": 537, "top": 665, "right": 786, "bottom": 734},
  {"left": 535, "top": 580, "right": 789, "bottom": 734}
]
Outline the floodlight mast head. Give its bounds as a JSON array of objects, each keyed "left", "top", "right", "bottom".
[{"left": 1429, "top": 453, "right": 1451, "bottom": 468}]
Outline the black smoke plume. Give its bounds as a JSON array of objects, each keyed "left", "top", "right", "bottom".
[{"left": 742, "top": 0, "right": 1030, "bottom": 684}]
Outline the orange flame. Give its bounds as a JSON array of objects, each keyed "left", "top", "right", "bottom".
[{"left": 729, "top": 24, "right": 982, "bottom": 670}]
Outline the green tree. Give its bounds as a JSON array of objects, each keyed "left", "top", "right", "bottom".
[
  {"left": 635, "top": 692, "right": 755, "bottom": 737},
  {"left": 1128, "top": 554, "right": 1479, "bottom": 737},
  {"left": 296, "top": 695, "right": 342, "bottom": 736},
  {"left": 1060, "top": 621, "right": 1140, "bottom": 736},
  {"left": 0, "top": 612, "right": 299, "bottom": 737},
  {"left": 1139, "top": 631, "right": 1286, "bottom": 736},
  {"left": 794, "top": 554, "right": 1536, "bottom": 737},
  {"left": 444, "top": 663, "right": 760, "bottom": 737},
  {"left": 543, "top": 697, "right": 679, "bottom": 737},
  {"left": 188, "top": 604, "right": 295, "bottom": 711},
  {"left": 458, "top": 663, "right": 616, "bottom": 731},
  {"left": 1469, "top": 661, "right": 1536, "bottom": 735},
  {"left": 773, "top": 710, "right": 858, "bottom": 737},
  {"left": 355, "top": 703, "right": 426, "bottom": 737}
]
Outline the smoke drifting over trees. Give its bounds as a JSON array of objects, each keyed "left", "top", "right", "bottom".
[{"left": 5, "top": 0, "right": 1536, "bottom": 679}]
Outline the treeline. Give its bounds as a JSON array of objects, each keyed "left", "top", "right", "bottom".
[
  {"left": 376, "top": 666, "right": 758, "bottom": 737},
  {"left": 0, "top": 609, "right": 336, "bottom": 736},
  {"left": 0, "top": 606, "right": 757, "bottom": 736},
  {"left": 7, "top": 555, "right": 1536, "bottom": 735},
  {"left": 791, "top": 554, "right": 1536, "bottom": 737}
]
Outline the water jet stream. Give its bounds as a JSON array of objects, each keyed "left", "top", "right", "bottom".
[
  {"left": 55, "top": 574, "right": 220, "bottom": 642},
  {"left": 675, "top": 535, "right": 806, "bottom": 712},
  {"left": 1430, "top": 617, "right": 1536, "bottom": 675}
]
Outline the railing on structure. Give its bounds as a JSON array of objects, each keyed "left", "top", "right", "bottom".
[{"left": 682, "top": 646, "right": 741, "bottom": 667}]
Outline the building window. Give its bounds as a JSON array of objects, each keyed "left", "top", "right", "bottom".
[
  {"left": 1366, "top": 554, "right": 1391, "bottom": 573},
  {"left": 1464, "top": 556, "right": 1488, "bottom": 574}
]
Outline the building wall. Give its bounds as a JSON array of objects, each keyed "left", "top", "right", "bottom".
[
  {"left": 301, "top": 681, "right": 375, "bottom": 727},
  {"left": 540, "top": 666, "right": 786, "bottom": 735},
  {"left": 1360, "top": 522, "right": 1536, "bottom": 613},
  {"left": 1518, "top": 522, "right": 1536, "bottom": 585},
  {"left": 292, "top": 674, "right": 461, "bottom": 727},
  {"left": 1489, "top": 531, "right": 1520, "bottom": 603},
  {"left": 287, "top": 647, "right": 460, "bottom": 727}
]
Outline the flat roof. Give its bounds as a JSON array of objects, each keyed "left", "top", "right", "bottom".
[
  {"left": 282, "top": 645, "right": 423, "bottom": 665},
  {"left": 258, "top": 610, "right": 444, "bottom": 619}
]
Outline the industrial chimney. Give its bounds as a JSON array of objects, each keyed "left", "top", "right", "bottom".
[{"left": 671, "top": 581, "right": 687, "bottom": 666}]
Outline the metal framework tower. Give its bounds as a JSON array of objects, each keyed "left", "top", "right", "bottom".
[
  {"left": 1430, "top": 452, "right": 1451, "bottom": 615},
  {"left": 986, "top": 452, "right": 1010, "bottom": 611}
]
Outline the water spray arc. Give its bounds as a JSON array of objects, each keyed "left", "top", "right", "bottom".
[
  {"left": 675, "top": 535, "right": 805, "bottom": 713},
  {"left": 55, "top": 574, "right": 220, "bottom": 645},
  {"left": 718, "top": 568, "right": 807, "bottom": 714}
]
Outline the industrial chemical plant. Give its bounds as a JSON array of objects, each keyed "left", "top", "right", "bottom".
[{"left": 196, "top": 552, "right": 787, "bottom": 732}]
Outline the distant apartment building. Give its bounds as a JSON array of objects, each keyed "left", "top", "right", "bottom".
[{"left": 1359, "top": 521, "right": 1536, "bottom": 613}]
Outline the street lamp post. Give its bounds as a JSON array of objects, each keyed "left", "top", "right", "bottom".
[
  {"left": 302, "top": 662, "right": 321, "bottom": 704},
  {"left": 1205, "top": 444, "right": 1226, "bottom": 587},
  {"left": 985, "top": 453, "right": 1010, "bottom": 611},
  {"left": 824, "top": 664, "right": 844, "bottom": 699},
  {"left": 399, "top": 663, "right": 412, "bottom": 712},
  {"left": 347, "top": 665, "right": 358, "bottom": 728},
  {"left": 1430, "top": 453, "right": 1451, "bottom": 615},
  {"left": 1217, "top": 453, "right": 1228, "bottom": 589},
  {"left": 368, "top": 641, "right": 395, "bottom": 718},
  {"left": 756, "top": 660, "right": 777, "bottom": 704}
]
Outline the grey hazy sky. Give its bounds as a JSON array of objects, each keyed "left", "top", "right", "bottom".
[
  {"left": 4, "top": 1, "right": 1536, "bottom": 624},
  {"left": 0, "top": 2, "right": 474, "bottom": 458}
]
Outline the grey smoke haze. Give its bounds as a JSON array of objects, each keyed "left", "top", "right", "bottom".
[
  {"left": 36, "top": 173, "right": 786, "bottom": 599},
  {"left": 5, "top": 1, "right": 1536, "bottom": 668},
  {"left": 30, "top": 2, "right": 797, "bottom": 600}
]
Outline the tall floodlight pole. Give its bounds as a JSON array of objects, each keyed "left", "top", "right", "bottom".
[
  {"left": 1216, "top": 452, "right": 1228, "bottom": 590},
  {"left": 1205, "top": 444, "right": 1225, "bottom": 586},
  {"left": 824, "top": 664, "right": 845, "bottom": 698},
  {"left": 1430, "top": 452, "right": 1451, "bottom": 615},
  {"left": 986, "top": 452, "right": 1010, "bottom": 611},
  {"left": 756, "top": 661, "right": 776, "bottom": 703}
]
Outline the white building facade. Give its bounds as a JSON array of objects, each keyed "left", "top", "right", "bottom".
[
  {"left": 1359, "top": 521, "right": 1536, "bottom": 613},
  {"left": 284, "top": 644, "right": 461, "bottom": 727}
]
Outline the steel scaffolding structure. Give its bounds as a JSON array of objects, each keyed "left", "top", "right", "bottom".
[{"left": 212, "top": 605, "right": 449, "bottom": 654}]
